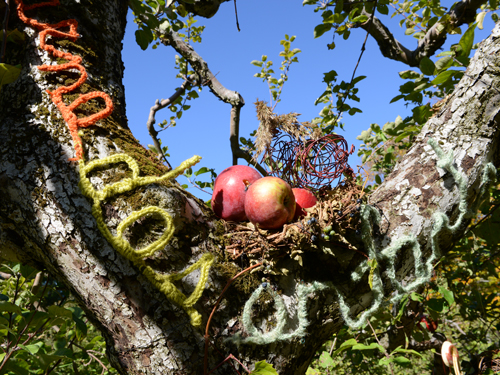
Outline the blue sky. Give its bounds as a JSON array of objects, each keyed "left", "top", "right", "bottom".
[{"left": 122, "top": 1, "right": 495, "bottom": 200}]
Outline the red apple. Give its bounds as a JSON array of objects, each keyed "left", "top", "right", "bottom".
[
  {"left": 211, "top": 165, "right": 262, "bottom": 222},
  {"left": 244, "top": 177, "right": 296, "bottom": 229},
  {"left": 292, "top": 188, "right": 318, "bottom": 221}
]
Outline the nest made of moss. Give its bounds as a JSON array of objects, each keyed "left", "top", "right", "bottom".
[{"left": 221, "top": 178, "right": 368, "bottom": 276}]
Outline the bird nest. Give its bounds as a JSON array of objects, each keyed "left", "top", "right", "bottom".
[{"left": 221, "top": 178, "right": 367, "bottom": 275}]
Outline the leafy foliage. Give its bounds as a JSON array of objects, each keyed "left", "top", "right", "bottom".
[
  {"left": 251, "top": 34, "right": 301, "bottom": 110},
  {"left": 307, "top": 182, "right": 500, "bottom": 373},
  {"left": 0, "top": 262, "right": 115, "bottom": 375},
  {"left": 4, "top": 0, "right": 500, "bottom": 373}
]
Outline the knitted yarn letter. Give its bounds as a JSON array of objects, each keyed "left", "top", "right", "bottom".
[
  {"left": 79, "top": 154, "right": 215, "bottom": 327},
  {"left": 333, "top": 139, "right": 496, "bottom": 329},
  {"left": 17, "top": 0, "right": 216, "bottom": 327},
  {"left": 231, "top": 281, "right": 327, "bottom": 345},
  {"left": 16, "top": 0, "right": 114, "bottom": 161}
]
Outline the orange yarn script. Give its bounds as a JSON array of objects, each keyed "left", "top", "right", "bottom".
[{"left": 16, "top": 0, "right": 114, "bottom": 161}]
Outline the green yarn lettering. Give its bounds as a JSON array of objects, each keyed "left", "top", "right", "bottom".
[
  {"left": 230, "top": 281, "right": 328, "bottom": 345},
  {"left": 333, "top": 139, "right": 496, "bottom": 329},
  {"left": 79, "top": 153, "right": 214, "bottom": 327}
]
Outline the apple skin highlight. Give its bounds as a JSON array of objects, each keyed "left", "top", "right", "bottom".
[
  {"left": 211, "top": 165, "right": 262, "bottom": 222},
  {"left": 244, "top": 176, "right": 296, "bottom": 229}
]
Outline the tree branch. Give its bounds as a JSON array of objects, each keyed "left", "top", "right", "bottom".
[
  {"left": 356, "top": 0, "right": 488, "bottom": 67},
  {"left": 159, "top": 29, "right": 267, "bottom": 173},
  {"left": 146, "top": 75, "right": 196, "bottom": 170}
]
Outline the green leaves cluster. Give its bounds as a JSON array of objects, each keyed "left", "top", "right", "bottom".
[
  {"left": 313, "top": 71, "right": 365, "bottom": 133},
  {"left": 0, "top": 262, "right": 115, "bottom": 375},
  {"left": 129, "top": 0, "right": 190, "bottom": 50},
  {"left": 307, "top": 337, "right": 424, "bottom": 375},
  {"left": 181, "top": 166, "right": 217, "bottom": 200},
  {"left": 251, "top": 34, "right": 301, "bottom": 110}
]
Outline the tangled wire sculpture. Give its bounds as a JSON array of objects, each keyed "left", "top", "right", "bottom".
[{"left": 263, "top": 132, "right": 355, "bottom": 191}]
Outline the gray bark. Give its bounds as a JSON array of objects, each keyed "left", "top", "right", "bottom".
[
  {"left": 0, "top": 1, "right": 499, "bottom": 375},
  {"left": 354, "top": 0, "right": 488, "bottom": 67}
]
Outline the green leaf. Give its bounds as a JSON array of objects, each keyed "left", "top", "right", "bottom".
[
  {"left": 352, "top": 342, "right": 385, "bottom": 353},
  {"left": 0, "top": 301, "right": 23, "bottom": 314},
  {"left": 458, "top": 23, "right": 476, "bottom": 57},
  {"left": 318, "top": 351, "right": 334, "bottom": 368},
  {"left": 410, "top": 292, "right": 424, "bottom": 302},
  {"left": 352, "top": 75, "right": 366, "bottom": 85},
  {"left": 352, "top": 15, "right": 369, "bottom": 23},
  {"left": 395, "top": 294, "right": 409, "bottom": 322},
  {"left": 314, "top": 23, "right": 333, "bottom": 38},
  {"left": 375, "top": 174, "right": 382, "bottom": 185},
  {"left": 435, "top": 56, "right": 453, "bottom": 72},
  {"left": 0, "top": 28, "right": 25, "bottom": 45},
  {"left": 323, "top": 70, "right": 338, "bottom": 83},
  {"left": 135, "top": 28, "right": 153, "bottom": 50},
  {"left": 194, "top": 167, "right": 210, "bottom": 176},
  {"left": 431, "top": 70, "right": 456, "bottom": 85},
  {"left": 47, "top": 305, "right": 73, "bottom": 319},
  {"left": 379, "top": 356, "right": 394, "bottom": 366},
  {"left": 393, "top": 356, "right": 411, "bottom": 365},
  {"left": 427, "top": 298, "right": 445, "bottom": 312},
  {"left": 53, "top": 347, "right": 74, "bottom": 359},
  {"left": 306, "top": 369, "right": 321, "bottom": 375},
  {"left": 251, "top": 360, "right": 278, "bottom": 375},
  {"left": 332, "top": 338, "right": 357, "bottom": 357},
  {"left": 390, "top": 94, "right": 404, "bottom": 103},
  {"left": 0, "top": 63, "right": 22, "bottom": 92},
  {"left": 18, "top": 343, "right": 42, "bottom": 355},
  {"left": 399, "top": 70, "right": 420, "bottom": 80},
  {"left": 334, "top": 0, "right": 343, "bottom": 14},
  {"left": 392, "top": 346, "right": 424, "bottom": 358},
  {"left": 368, "top": 258, "right": 378, "bottom": 289},
  {"left": 438, "top": 286, "right": 455, "bottom": 306},
  {"left": 419, "top": 57, "right": 435, "bottom": 76},
  {"left": 2, "top": 357, "right": 30, "bottom": 375},
  {"left": 412, "top": 104, "right": 432, "bottom": 124},
  {"left": 188, "top": 90, "right": 199, "bottom": 99},
  {"left": 73, "top": 315, "right": 88, "bottom": 340},
  {"left": 251, "top": 60, "right": 264, "bottom": 67},
  {"left": 377, "top": 3, "right": 389, "bottom": 15}
]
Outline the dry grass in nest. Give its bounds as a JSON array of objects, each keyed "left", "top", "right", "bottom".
[
  {"left": 221, "top": 178, "right": 367, "bottom": 273},
  {"left": 253, "top": 100, "right": 322, "bottom": 163}
]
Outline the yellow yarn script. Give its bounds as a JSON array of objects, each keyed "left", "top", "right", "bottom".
[{"left": 79, "top": 153, "right": 214, "bottom": 327}]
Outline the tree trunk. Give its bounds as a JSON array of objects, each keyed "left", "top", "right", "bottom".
[{"left": 1, "top": 1, "right": 499, "bottom": 374}]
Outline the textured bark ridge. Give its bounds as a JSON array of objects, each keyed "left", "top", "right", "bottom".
[{"left": 1, "top": 1, "right": 499, "bottom": 374}]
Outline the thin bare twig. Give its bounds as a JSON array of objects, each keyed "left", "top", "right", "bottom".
[
  {"left": 146, "top": 75, "right": 197, "bottom": 170},
  {"left": 367, "top": 320, "right": 395, "bottom": 375},
  {"left": 208, "top": 353, "right": 250, "bottom": 375},
  {"left": 160, "top": 29, "right": 267, "bottom": 173},
  {"left": 204, "top": 262, "right": 263, "bottom": 375},
  {"left": 233, "top": 0, "right": 240, "bottom": 32},
  {"left": 333, "top": 0, "right": 378, "bottom": 125}
]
